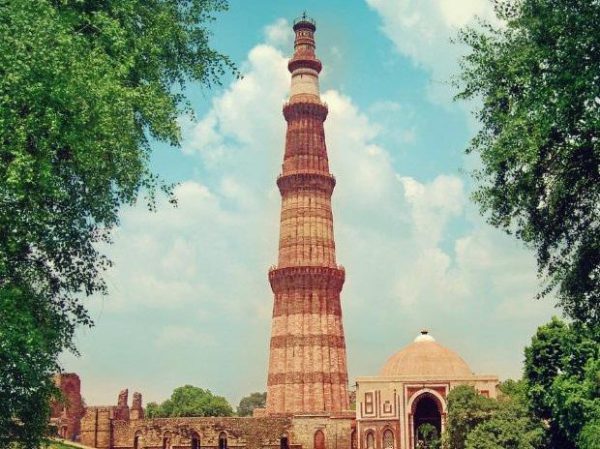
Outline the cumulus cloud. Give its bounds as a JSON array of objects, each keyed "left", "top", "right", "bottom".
[
  {"left": 66, "top": 16, "right": 554, "bottom": 406},
  {"left": 366, "top": 0, "right": 499, "bottom": 104},
  {"left": 264, "top": 18, "right": 294, "bottom": 49}
]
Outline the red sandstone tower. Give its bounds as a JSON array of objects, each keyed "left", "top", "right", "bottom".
[{"left": 266, "top": 15, "right": 350, "bottom": 415}]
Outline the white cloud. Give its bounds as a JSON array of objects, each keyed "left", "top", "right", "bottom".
[
  {"left": 68, "top": 17, "right": 554, "bottom": 406},
  {"left": 184, "top": 44, "right": 289, "bottom": 167},
  {"left": 264, "top": 18, "right": 294, "bottom": 49},
  {"left": 399, "top": 174, "right": 464, "bottom": 245},
  {"left": 366, "top": 0, "right": 499, "bottom": 104}
]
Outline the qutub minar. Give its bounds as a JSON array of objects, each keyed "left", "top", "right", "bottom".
[
  {"left": 267, "top": 14, "right": 349, "bottom": 415},
  {"left": 51, "top": 16, "right": 499, "bottom": 449}
]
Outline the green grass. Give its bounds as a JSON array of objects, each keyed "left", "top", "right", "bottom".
[{"left": 44, "top": 440, "right": 81, "bottom": 449}]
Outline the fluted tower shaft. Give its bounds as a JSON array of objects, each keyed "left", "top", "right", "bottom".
[{"left": 266, "top": 16, "right": 349, "bottom": 415}]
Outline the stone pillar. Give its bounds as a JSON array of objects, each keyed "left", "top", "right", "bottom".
[
  {"left": 50, "top": 373, "right": 85, "bottom": 441},
  {"left": 96, "top": 408, "right": 113, "bottom": 449},
  {"left": 266, "top": 15, "right": 350, "bottom": 415},
  {"left": 81, "top": 407, "right": 113, "bottom": 449},
  {"left": 131, "top": 392, "right": 144, "bottom": 420},
  {"left": 114, "top": 389, "right": 130, "bottom": 421}
]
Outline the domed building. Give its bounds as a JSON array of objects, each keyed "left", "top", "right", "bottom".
[{"left": 354, "top": 331, "right": 499, "bottom": 449}]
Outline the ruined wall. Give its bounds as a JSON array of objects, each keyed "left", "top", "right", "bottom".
[
  {"left": 50, "top": 373, "right": 86, "bottom": 441},
  {"left": 81, "top": 406, "right": 116, "bottom": 449},
  {"left": 81, "top": 401, "right": 354, "bottom": 449},
  {"left": 99, "top": 416, "right": 293, "bottom": 449},
  {"left": 290, "top": 415, "right": 354, "bottom": 449}
]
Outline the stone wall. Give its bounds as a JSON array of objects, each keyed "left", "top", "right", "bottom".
[
  {"left": 82, "top": 412, "right": 296, "bottom": 449},
  {"left": 81, "top": 406, "right": 116, "bottom": 449},
  {"left": 50, "top": 373, "right": 86, "bottom": 441},
  {"left": 79, "top": 391, "right": 355, "bottom": 449},
  {"left": 290, "top": 415, "right": 354, "bottom": 449}
]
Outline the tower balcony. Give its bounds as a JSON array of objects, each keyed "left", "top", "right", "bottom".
[
  {"left": 277, "top": 171, "right": 335, "bottom": 195},
  {"left": 268, "top": 265, "right": 345, "bottom": 292},
  {"left": 288, "top": 57, "right": 322, "bottom": 74},
  {"left": 283, "top": 98, "right": 328, "bottom": 121}
]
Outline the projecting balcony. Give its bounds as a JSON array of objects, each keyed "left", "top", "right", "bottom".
[
  {"left": 276, "top": 171, "right": 334, "bottom": 181},
  {"left": 276, "top": 172, "right": 336, "bottom": 195}
]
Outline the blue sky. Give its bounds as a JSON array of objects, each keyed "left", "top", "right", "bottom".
[{"left": 61, "top": 0, "right": 556, "bottom": 407}]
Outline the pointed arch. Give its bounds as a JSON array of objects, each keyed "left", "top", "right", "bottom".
[
  {"left": 365, "top": 431, "right": 375, "bottom": 449},
  {"left": 314, "top": 430, "right": 325, "bottom": 449},
  {"left": 383, "top": 429, "right": 394, "bottom": 449},
  {"left": 218, "top": 432, "right": 227, "bottom": 449}
]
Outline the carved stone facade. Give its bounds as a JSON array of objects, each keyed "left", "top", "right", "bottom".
[
  {"left": 355, "top": 332, "right": 499, "bottom": 449},
  {"left": 266, "top": 14, "right": 349, "bottom": 416}
]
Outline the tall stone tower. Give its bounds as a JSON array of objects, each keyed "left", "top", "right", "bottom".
[{"left": 266, "top": 15, "right": 350, "bottom": 415}]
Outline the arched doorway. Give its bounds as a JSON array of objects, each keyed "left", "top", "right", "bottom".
[
  {"left": 191, "top": 432, "right": 200, "bottom": 449},
  {"left": 134, "top": 431, "right": 143, "bottom": 449},
  {"left": 218, "top": 432, "right": 227, "bottom": 449},
  {"left": 314, "top": 430, "right": 325, "bottom": 449},
  {"left": 280, "top": 435, "right": 289, "bottom": 449},
  {"left": 365, "top": 431, "right": 374, "bottom": 449},
  {"left": 413, "top": 394, "right": 441, "bottom": 448},
  {"left": 163, "top": 432, "right": 172, "bottom": 449}
]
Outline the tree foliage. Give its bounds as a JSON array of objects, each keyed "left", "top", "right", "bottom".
[
  {"left": 524, "top": 317, "right": 600, "bottom": 449},
  {"left": 443, "top": 385, "right": 499, "bottom": 449},
  {"left": 456, "top": 0, "right": 600, "bottom": 325},
  {"left": 0, "top": 0, "right": 234, "bottom": 446},
  {"left": 0, "top": 285, "right": 61, "bottom": 448},
  {"left": 237, "top": 392, "right": 266, "bottom": 417},
  {"left": 443, "top": 382, "right": 545, "bottom": 449},
  {"left": 145, "top": 385, "right": 233, "bottom": 418},
  {"left": 416, "top": 423, "right": 440, "bottom": 449}
]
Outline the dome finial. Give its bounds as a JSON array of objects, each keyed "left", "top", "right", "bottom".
[{"left": 415, "top": 329, "right": 435, "bottom": 342}]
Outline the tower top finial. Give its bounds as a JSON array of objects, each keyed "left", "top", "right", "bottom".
[{"left": 293, "top": 12, "right": 316, "bottom": 31}]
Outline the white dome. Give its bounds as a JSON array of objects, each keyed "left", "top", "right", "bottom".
[{"left": 414, "top": 329, "right": 436, "bottom": 343}]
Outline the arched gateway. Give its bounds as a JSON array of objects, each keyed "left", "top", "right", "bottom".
[
  {"left": 413, "top": 394, "right": 442, "bottom": 445},
  {"left": 355, "top": 331, "right": 499, "bottom": 449}
]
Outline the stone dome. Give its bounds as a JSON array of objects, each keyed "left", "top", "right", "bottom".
[{"left": 380, "top": 330, "right": 473, "bottom": 378}]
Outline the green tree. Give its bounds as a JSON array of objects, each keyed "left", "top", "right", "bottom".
[
  {"left": 416, "top": 423, "right": 440, "bottom": 449},
  {"left": 237, "top": 392, "right": 266, "bottom": 417},
  {"left": 456, "top": 0, "right": 600, "bottom": 326},
  {"left": 524, "top": 318, "right": 599, "bottom": 449},
  {"left": 145, "top": 402, "right": 161, "bottom": 419},
  {"left": 0, "top": 1, "right": 234, "bottom": 446},
  {"left": 146, "top": 385, "right": 234, "bottom": 418},
  {"left": 443, "top": 382, "right": 545, "bottom": 449},
  {"left": 443, "top": 385, "right": 498, "bottom": 449},
  {"left": 0, "top": 285, "right": 61, "bottom": 448},
  {"left": 462, "top": 381, "right": 545, "bottom": 449}
]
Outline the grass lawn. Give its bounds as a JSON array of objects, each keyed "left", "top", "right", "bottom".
[{"left": 44, "top": 440, "right": 82, "bottom": 449}]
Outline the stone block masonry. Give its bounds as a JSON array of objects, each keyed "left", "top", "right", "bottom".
[{"left": 265, "top": 15, "right": 350, "bottom": 416}]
